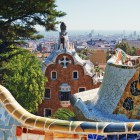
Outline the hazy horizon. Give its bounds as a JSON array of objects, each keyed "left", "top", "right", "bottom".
[{"left": 39, "top": 29, "right": 140, "bottom": 37}]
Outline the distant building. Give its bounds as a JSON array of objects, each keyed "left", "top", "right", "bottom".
[
  {"left": 35, "top": 51, "right": 50, "bottom": 62},
  {"left": 122, "top": 39, "right": 140, "bottom": 48},
  {"left": 75, "top": 45, "right": 88, "bottom": 52},
  {"left": 38, "top": 23, "right": 100, "bottom": 117},
  {"left": 89, "top": 49, "right": 107, "bottom": 69}
]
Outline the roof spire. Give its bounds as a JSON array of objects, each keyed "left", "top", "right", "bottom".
[
  {"left": 59, "top": 22, "right": 68, "bottom": 50},
  {"left": 60, "top": 22, "right": 67, "bottom": 31}
]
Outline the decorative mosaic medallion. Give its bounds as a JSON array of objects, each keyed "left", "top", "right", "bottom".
[
  {"left": 123, "top": 97, "right": 133, "bottom": 111},
  {"left": 130, "top": 74, "right": 140, "bottom": 96}
]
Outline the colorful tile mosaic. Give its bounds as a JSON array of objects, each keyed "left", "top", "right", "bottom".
[
  {"left": 2, "top": 48, "right": 140, "bottom": 139},
  {"left": 0, "top": 103, "right": 20, "bottom": 139}
]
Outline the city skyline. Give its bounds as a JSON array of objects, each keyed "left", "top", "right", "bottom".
[{"left": 55, "top": 0, "right": 140, "bottom": 31}]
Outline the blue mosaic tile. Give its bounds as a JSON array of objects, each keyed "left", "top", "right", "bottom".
[
  {"left": 0, "top": 130, "right": 4, "bottom": 138},
  {"left": 9, "top": 117, "right": 15, "bottom": 125},
  {"left": 15, "top": 121, "right": 20, "bottom": 126},
  {"left": 11, "top": 126, "right": 16, "bottom": 132},
  {"left": 4, "top": 111, "right": 8, "bottom": 117},
  {"left": 0, "top": 108, "right": 6, "bottom": 120},
  {"left": 97, "top": 135, "right": 106, "bottom": 140},
  {"left": 0, "top": 120, "right": 5, "bottom": 125},
  {"left": 127, "top": 134, "right": 137, "bottom": 140},
  {"left": 5, "top": 131, "right": 12, "bottom": 137},
  {"left": 3, "top": 132, "right": 8, "bottom": 140},
  {"left": 0, "top": 124, "right": 6, "bottom": 129},
  {"left": 80, "top": 122, "right": 96, "bottom": 131},
  {"left": 87, "top": 134, "right": 107, "bottom": 140},
  {"left": 4, "top": 125, "right": 12, "bottom": 129},
  {"left": 133, "top": 123, "right": 140, "bottom": 131},
  {"left": 88, "top": 134, "right": 97, "bottom": 139},
  {"left": 0, "top": 106, "right": 19, "bottom": 140},
  {"left": 119, "top": 134, "right": 127, "bottom": 140},
  {"left": 107, "top": 135, "right": 118, "bottom": 140},
  {"left": 104, "top": 123, "right": 125, "bottom": 133},
  {"left": 12, "top": 137, "right": 17, "bottom": 140},
  {"left": 5, "top": 115, "right": 10, "bottom": 126}
]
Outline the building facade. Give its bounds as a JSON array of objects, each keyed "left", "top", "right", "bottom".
[
  {"left": 38, "top": 23, "right": 100, "bottom": 117},
  {"left": 89, "top": 49, "right": 107, "bottom": 66}
]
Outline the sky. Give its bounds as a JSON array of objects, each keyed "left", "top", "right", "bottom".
[{"left": 55, "top": 0, "right": 140, "bottom": 31}]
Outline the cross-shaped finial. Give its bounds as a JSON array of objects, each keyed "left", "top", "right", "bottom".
[{"left": 59, "top": 56, "right": 71, "bottom": 68}]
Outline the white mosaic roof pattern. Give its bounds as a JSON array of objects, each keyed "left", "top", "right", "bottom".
[
  {"left": 43, "top": 28, "right": 96, "bottom": 80},
  {"left": 73, "top": 63, "right": 137, "bottom": 122},
  {"left": 43, "top": 47, "right": 94, "bottom": 78}
]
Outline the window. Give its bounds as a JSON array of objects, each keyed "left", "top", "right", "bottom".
[
  {"left": 44, "top": 108, "right": 51, "bottom": 117},
  {"left": 59, "top": 92, "right": 71, "bottom": 101},
  {"left": 44, "top": 88, "right": 51, "bottom": 99},
  {"left": 51, "top": 71, "right": 57, "bottom": 80},
  {"left": 79, "top": 87, "right": 86, "bottom": 92},
  {"left": 73, "top": 71, "right": 78, "bottom": 79}
]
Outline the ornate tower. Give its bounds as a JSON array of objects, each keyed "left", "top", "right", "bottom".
[
  {"left": 39, "top": 22, "right": 99, "bottom": 117},
  {"left": 59, "top": 22, "right": 69, "bottom": 49}
]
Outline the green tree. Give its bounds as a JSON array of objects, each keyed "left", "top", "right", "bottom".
[
  {"left": 78, "top": 49, "right": 89, "bottom": 60},
  {"left": 94, "top": 66, "right": 100, "bottom": 73},
  {"left": 115, "top": 42, "right": 137, "bottom": 56},
  {"left": 0, "top": 0, "right": 66, "bottom": 54},
  {"left": 52, "top": 108, "right": 75, "bottom": 120},
  {"left": 106, "top": 49, "right": 111, "bottom": 61},
  {"left": 131, "top": 46, "right": 137, "bottom": 56},
  {"left": 0, "top": 47, "right": 47, "bottom": 113}
]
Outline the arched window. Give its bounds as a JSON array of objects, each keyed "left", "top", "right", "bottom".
[
  {"left": 44, "top": 88, "right": 51, "bottom": 99},
  {"left": 73, "top": 71, "right": 78, "bottom": 79},
  {"left": 44, "top": 108, "right": 52, "bottom": 117},
  {"left": 51, "top": 71, "right": 57, "bottom": 80}
]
